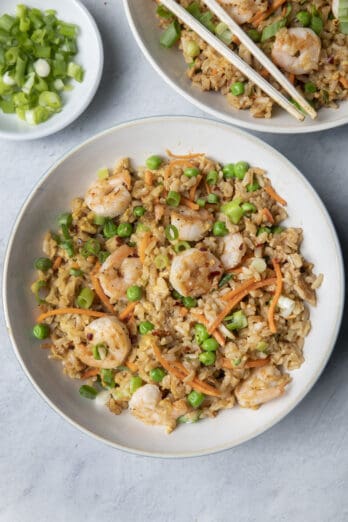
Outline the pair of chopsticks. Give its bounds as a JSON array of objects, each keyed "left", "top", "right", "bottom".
[{"left": 160, "top": 0, "right": 317, "bottom": 121}]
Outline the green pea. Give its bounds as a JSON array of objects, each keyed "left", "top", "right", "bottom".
[
  {"left": 182, "top": 296, "right": 197, "bottom": 308},
  {"left": 202, "top": 337, "right": 219, "bottom": 352},
  {"left": 166, "top": 190, "right": 181, "bottom": 207},
  {"left": 57, "top": 212, "right": 72, "bottom": 227},
  {"left": 222, "top": 163, "right": 235, "bottom": 179},
  {"left": 150, "top": 367, "right": 166, "bottom": 383},
  {"left": 127, "top": 285, "right": 142, "bottom": 302},
  {"left": 103, "top": 219, "right": 118, "bottom": 238},
  {"left": 32, "top": 323, "right": 50, "bottom": 340},
  {"left": 187, "top": 390, "right": 205, "bottom": 408},
  {"left": 184, "top": 167, "right": 200, "bottom": 178},
  {"left": 194, "top": 323, "right": 209, "bottom": 345},
  {"left": 213, "top": 221, "right": 228, "bottom": 237},
  {"left": 247, "top": 182, "right": 260, "bottom": 192},
  {"left": 34, "top": 257, "right": 52, "bottom": 272},
  {"left": 241, "top": 202, "right": 256, "bottom": 213},
  {"left": 139, "top": 321, "right": 155, "bottom": 334},
  {"left": 133, "top": 206, "right": 146, "bottom": 217},
  {"left": 304, "top": 82, "right": 317, "bottom": 94},
  {"left": 234, "top": 161, "right": 249, "bottom": 180},
  {"left": 206, "top": 170, "right": 218, "bottom": 185},
  {"left": 117, "top": 222, "right": 133, "bottom": 238},
  {"left": 199, "top": 351, "right": 216, "bottom": 366},
  {"left": 79, "top": 385, "right": 98, "bottom": 399},
  {"left": 196, "top": 198, "right": 206, "bottom": 208},
  {"left": 233, "top": 358, "right": 241, "bottom": 366},
  {"left": 76, "top": 287, "right": 95, "bottom": 309},
  {"left": 230, "top": 81, "right": 245, "bottom": 96},
  {"left": 146, "top": 155, "right": 162, "bottom": 170},
  {"left": 207, "top": 193, "right": 219, "bottom": 204},
  {"left": 94, "top": 215, "right": 106, "bottom": 226},
  {"left": 70, "top": 268, "right": 83, "bottom": 277},
  {"left": 130, "top": 376, "right": 143, "bottom": 394},
  {"left": 247, "top": 29, "right": 261, "bottom": 42},
  {"left": 296, "top": 11, "right": 311, "bottom": 26}
]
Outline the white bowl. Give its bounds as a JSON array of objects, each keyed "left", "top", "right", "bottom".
[
  {"left": 3, "top": 116, "right": 344, "bottom": 457},
  {"left": 124, "top": 0, "right": 348, "bottom": 134},
  {"left": 0, "top": 0, "right": 103, "bottom": 140}
]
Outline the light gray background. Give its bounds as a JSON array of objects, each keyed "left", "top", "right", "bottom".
[{"left": 1, "top": 1, "right": 347, "bottom": 521}]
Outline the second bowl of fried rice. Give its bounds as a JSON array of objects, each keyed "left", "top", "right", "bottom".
[
  {"left": 3, "top": 116, "right": 344, "bottom": 456},
  {"left": 124, "top": 0, "right": 348, "bottom": 133}
]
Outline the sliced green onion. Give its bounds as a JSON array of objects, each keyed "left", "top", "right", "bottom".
[
  {"left": 218, "top": 273, "right": 232, "bottom": 288},
  {"left": 76, "top": 287, "right": 94, "bottom": 309},
  {"left": 79, "top": 385, "right": 97, "bottom": 399},
  {"left": 221, "top": 199, "right": 244, "bottom": 224},
  {"left": 160, "top": 20, "right": 181, "bottom": 48},
  {"left": 130, "top": 376, "right": 143, "bottom": 394},
  {"left": 165, "top": 224, "right": 179, "bottom": 241},
  {"left": 174, "top": 241, "right": 190, "bottom": 253},
  {"left": 97, "top": 167, "right": 109, "bottom": 180},
  {"left": 166, "top": 190, "right": 181, "bottom": 207},
  {"left": 154, "top": 254, "right": 169, "bottom": 269},
  {"left": 261, "top": 18, "right": 287, "bottom": 42},
  {"left": 225, "top": 310, "right": 248, "bottom": 331}
]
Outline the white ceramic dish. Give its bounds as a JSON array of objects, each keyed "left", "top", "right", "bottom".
[
  {"left": 3, "top": 116, "right": 344, "bottom": 457},
  {"left": 124, "top": 0, "right": 348, "bottom": 134},
  {"left": 0, "top": 0, "right": 103, "bottom": 141}
]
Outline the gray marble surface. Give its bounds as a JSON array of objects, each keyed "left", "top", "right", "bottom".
[{"left": 1, "top": 1, "right": 348, "bottom": 521}]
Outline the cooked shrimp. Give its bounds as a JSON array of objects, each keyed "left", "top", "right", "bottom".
[
  {"left": 129, "top": 384, "right": 188, "bottom": 431},
  {"left": 170, "top": 207, "right": 213, "bottom": 241},
  {"left": 218, "top": 0, "right": 260, "bottom": 24},
  {"left": 271, "top": 28, "right": 321, "bottom": 75},
  {"left": 75, "top": 316, "right": 131, "bottom": 369},
  {"left": 98, "top": 245, "right": 142, "bottom": 302},
  {"left": 85, "top": 172, "right": 132, "bottom": 218},
  {"left": 220, "top": 232, "right": 246, "bottom": 269},
  {"left": 235, "top": 364, "right": 290, "bottom": 408},
  {"left": 169, "top": 248, "right": 223, "bottom": 297}
]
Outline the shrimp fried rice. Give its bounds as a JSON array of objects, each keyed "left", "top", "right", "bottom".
[
  {"left": 155, "top": 0, "right": 348, "bottom": 119},
  {"left": 31, "top": 152, "right": 322, "bottom": 432}
]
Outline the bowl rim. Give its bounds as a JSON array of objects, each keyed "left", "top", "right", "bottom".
[
  {"left": 123, "top": 0, "right": 348, "bottom": 135},
  {"left": 2, "top": 115, "right": 345, "bottom": 458},
  {"left": 0, "top": 0, "right": 104, "bottom": 141}
]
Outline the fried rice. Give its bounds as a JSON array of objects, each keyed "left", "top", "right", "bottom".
[
  {"left": 31, "top": 152, "right": 323, "bottom": 432},
  {"left": 155, "top": 0, "right": 348, "bottom": 119}
]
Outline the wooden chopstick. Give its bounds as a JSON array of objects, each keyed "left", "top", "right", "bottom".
[
  {"left": 160, "top": 0, "right": 305, "bottom": 122},
  {"left": 203, "top": 0, "right": 317, "bottom": 119}
]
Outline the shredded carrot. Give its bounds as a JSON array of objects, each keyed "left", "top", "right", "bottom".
[
  {"left": 189, "top": 174, "right": 202, "bottom": 201},
  {"left": 119, "top": 301, "right": 136, "bottom": 321},
  {"left": 204, "top": 180, "right": 211, "bottom": 194},
  {"left": 260, "top": 68, "right": 270, "bottom": 79},
  {"left": 90, "top": 263, "right": 115, "bottom": 314},
  {"left": 191, "top": 312, "right": 226, "bottom": 346},
  {"left": 221, "top": 357, "right": 233, "bottom": 369},
  {"left": 144, "top": 170, "right": 153, "bottom": 186},
  {"left": 37, "top": 308, "right": 109, "bottom": 323},
  {"left": 208, "top": 277, "right": 277, "bottom": 334},
  {"left": 262, "top": 207, "right": 275, "bottom": 224},
  {"left": 252, "top": 0, "right": 287, "bottom": 26},
  {"left": 265, "top": 185, "right": 287, "bottom": 206},
  {"left": 125, "top": 360, "right": 138, "bottom": 372},
  {"left": 138, "top": 231, "right": 152, "bottom": 264},
  {"left": 181, "top": 197, "right": 199, "bottom": 210},
  {"left": 52, "top": 256, "right": 62, "bottom": 270},
  {"left": 339, "top": 76, "right": 348, "bottom": 89},
  {"left": 152, "top": 343, "right": 220, "bottom": 397},
  {"left": 167, "top": 159, "right": 195, "bottom": 176},
  {"left": 166, "top": 150, "right": 204, "bottom": 159},
  {"left": 245, "top": 357, "right": 270, "bottom": 368},
  {"left": 221, "top": 278, "right": 256, "bottom": 302},
  {"left": 178, "top": 307, "right": 188, "bottom": 317},
  {"left": 267, "top": 259, "right": 283, "bottom": 333},
  {"left": 81, "top": 368, "right": 100, "bottom": 379},
  {"left": 40, "top": 343, "right": 52, "bottom": 350}
]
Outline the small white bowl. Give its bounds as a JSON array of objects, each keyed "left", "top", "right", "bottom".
[
  {"left": 0, "top": 0, "right": 103, "bottom": 140},
  {"left": 3, "top": 116, "right": 344, "bottom": 457},
  {"left": 124, "top": 0, "right": 348, "bottom": 134}
]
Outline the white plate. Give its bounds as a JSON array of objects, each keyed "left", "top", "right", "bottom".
[
  {"left": 124, "top": 0, "right": 348, "bottom": 134},
  {"left": 3, "top": 116, "right": 344, "bottom": 457},
  {"left": 0, "top": 0, "right": 103, "bottom": 140}
]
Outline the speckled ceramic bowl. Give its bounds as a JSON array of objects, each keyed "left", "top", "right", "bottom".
[{"left": 3, "top": 117, "right": 344, "bottom": 457}]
